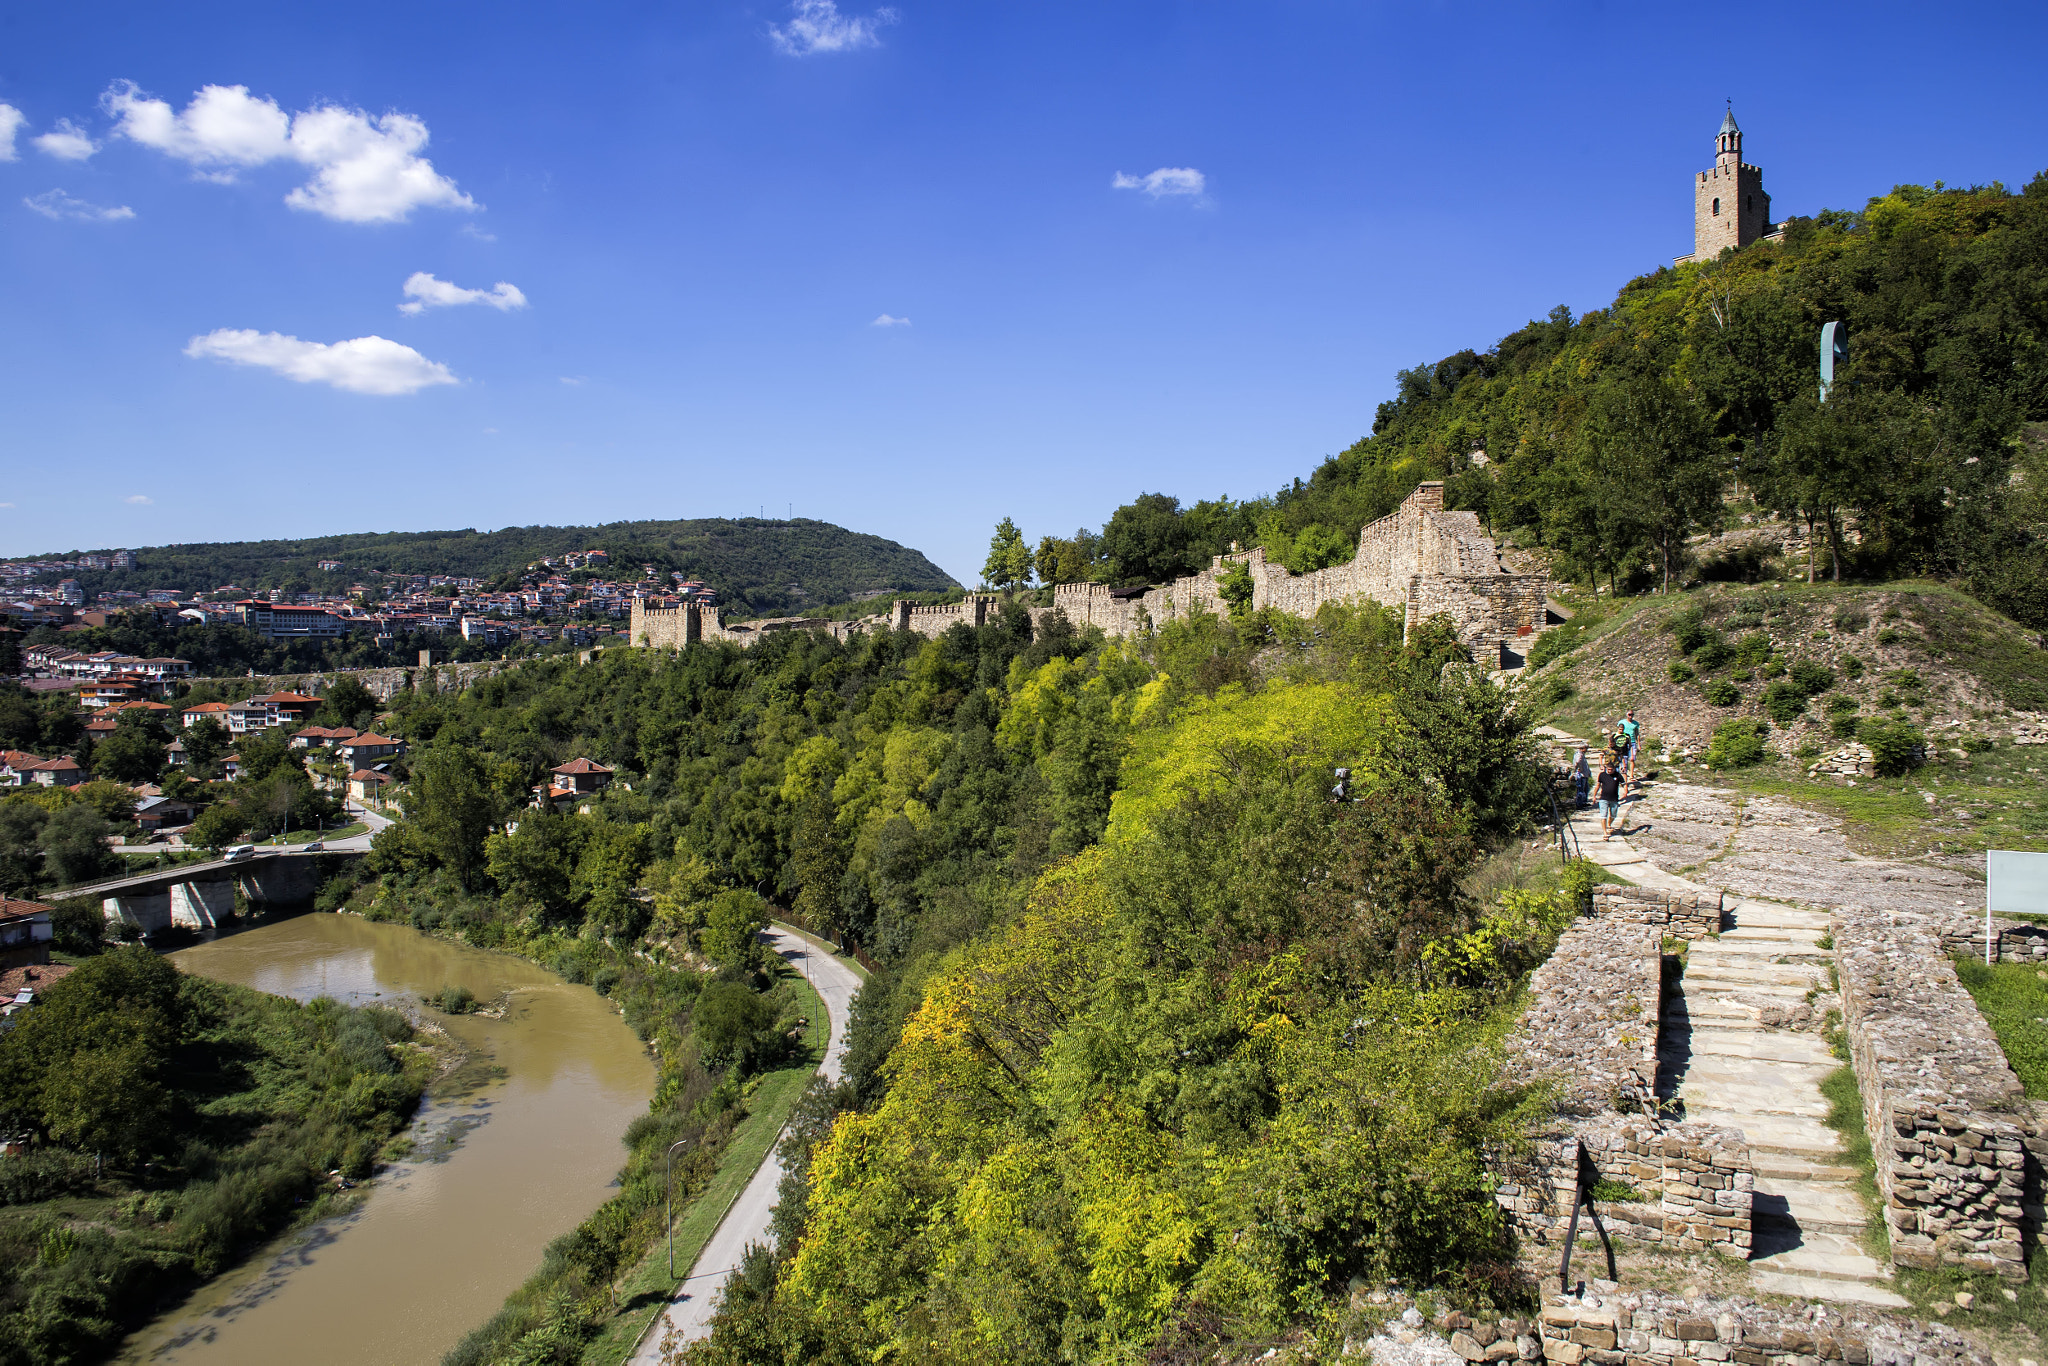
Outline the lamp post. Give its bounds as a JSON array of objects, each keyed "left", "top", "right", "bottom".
[{"left": 665, "top": 1138, "right": 693, "bottom": 1279}]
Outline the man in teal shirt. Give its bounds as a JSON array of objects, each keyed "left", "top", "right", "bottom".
[{"left": 1620, "top": 711, "right": 1641, "bottom": 787}]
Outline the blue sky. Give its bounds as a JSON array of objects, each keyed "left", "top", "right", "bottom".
[{"left": 4, "top": 1, "right": 2044, "bottom": 585}]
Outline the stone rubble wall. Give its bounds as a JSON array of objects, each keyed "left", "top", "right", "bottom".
[
  {"left": 1831, "top": 905, "right": 2041, "bottom": 1279},
  {"left": 1425, "top": 1285, "right": 1989, "bottom": 1366},
  {"left": 1589, "top": 883, "right": 1727, "bottom": 941},
  {"left": 184, "top": 661, "right": 509, "bottom": 703},
  {"left": 1931, "top": 913, "right": 2048, "bottom": 965},
  {"left": 631, "top": 482, "right": 1550, "bottom": 669},
  {"left": 1500, "top": 889, "right": 1753, "bottom": 1257}
]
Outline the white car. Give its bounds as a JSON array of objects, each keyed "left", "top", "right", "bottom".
[
  {"left": 303, "top": 841, "right": 324, "bottom": 852},
  {"left": 224, "top": 844, "right": 255, "bottom": 862}
]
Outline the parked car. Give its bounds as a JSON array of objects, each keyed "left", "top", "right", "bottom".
[
  {"left": 302, "top": 841, "right": 324, "bottom": 852},
  {"left": 224, "top": 844, "right": 254, "bottom": 862}
]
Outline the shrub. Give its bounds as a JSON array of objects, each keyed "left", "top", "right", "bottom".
[
  {"left": 1832, "top": 608, "right": 1869, "bottom": 633},
  {"left": 1703, "top": 678, "right": 1740, "bottom": 706},
  {"left": 1790, "top": 661, "right": 1837, "bottom": 696},
  {"left": 1875, "top": 627, "right": 1903, "bottom": 646},
  {"left": 1734, "top": 632, "right": 1774, "bottom": 667},
  {"left": 1824, "top": 693, "right": 1858, "bottom": 714},
  {"left": 1730, "top": 668, "right": 1754, "bottom": 683},
  {"left": 1666, "top": 609, "right": 1711, "bottom": 655},
  {"left": 1763, "top": 680, "right": 1808, "bottom": 725},
  {"left": 1527, "top": 625, "right": 1583, "bottom": 670},
  {"left": 436, "top": 984, "right": 476, "bottom": 1014},
  {"left": 1761, "top": 659, "right": 1786, "bottom": 678},
  {"left": 48, "top": 896, "right": 106, "bottom": 954},
  {"left": 1840, "top": 655, "right": 1865, "bottom": 680},
  {"left": 1962, "top": 735, "right": 1995, "bottom": 753},
  {"left": 1829, "top": 710, "right": 1862, "bottom": 739},
  {"left": 1705, "top": 718, "right": 1771, "bottom": 771},
  {"left": 1692, "top": 638, "right": 1734, "bottom": 670},
  {"left": 1859, "top": 719, "right": 1926, "bottom": 777},
  {"left": 0, "top": 1147, "right": 98, "bottom": 1206},
  {"left": 1667, "top": 661, "right": 1695, "bottom": 684}
]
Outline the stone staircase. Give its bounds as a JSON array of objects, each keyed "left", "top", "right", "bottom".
[{"left": 1656, "top": 897, "right": 1907, "bottom": 1308}]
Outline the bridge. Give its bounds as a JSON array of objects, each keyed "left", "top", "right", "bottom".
[{"left": 63, "top": 848, "right": 365, "bottom": 934}]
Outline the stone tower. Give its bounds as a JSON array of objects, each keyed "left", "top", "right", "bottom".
[{"left": 1679, "top": 107, "right": 1772, "bottom": 264}]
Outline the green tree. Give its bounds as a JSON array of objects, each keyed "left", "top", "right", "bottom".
[
  {"left": 183, "top": 715, "right": 231, "bottom": 777},
  {"left": 788, "top": 791, "right": 848, "bottom": 940},
  {"left": 0, "top": 946, "right": 179, "bottom": 1158},
  {"left": 91, "top": 715, "right": 168, "bottom": 784},
  {"left": 0, "top": 803, "right": 48, "bottom": 895},
  {"left": 1100, "top": 493, "right": 1193, "bottom": 585},
  {"left": 320, "top": 676, "right": 378, "bottom": 729},
  {"left": 39, "top": 805, "right": 119, "bottom": 888},
  {"left": 981, "top": 518, "right": 1033, "bottom": 591},
  {"left": 395, "top": 747, "right": 501, "bottom": 890},
  {"left": 485, "top": 806, "right": 583, "bottom": 913},
  {"left": 1585, "top": 375, "right": 1725, "bottom": 592},
  {"left": 188, "top": 801, "right": 249, "bottom": 851},
  {"left": 700, "top": 888, "right": 771, "bottom": 969}
]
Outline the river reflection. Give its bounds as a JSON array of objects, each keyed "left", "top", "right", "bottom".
[{"left": 114, "top": 913, "right": 654, "bottom": 1366}]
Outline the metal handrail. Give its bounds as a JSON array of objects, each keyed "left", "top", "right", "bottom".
[
  {"left": 1559, "top": 1145, "right": 1617, "bottom": 1292},
  {"left": 665, "top": 1138, "right": 693, "bottom": 1279},
  {"left": 1547, "top": 774, "right": 1583, "bottom": 865}
]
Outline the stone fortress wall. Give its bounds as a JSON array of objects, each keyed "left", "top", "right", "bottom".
[{"left": 632, "top": 482, "right": 1551, "bottom": 668}]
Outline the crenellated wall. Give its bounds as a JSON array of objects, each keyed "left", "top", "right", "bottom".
[{"left": 630, "top": 482, "right": 1550, "bottom": 668}]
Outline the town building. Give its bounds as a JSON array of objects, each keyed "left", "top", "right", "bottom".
[{"left": 0, "top": 898, "right": 54, "bottom": 971}]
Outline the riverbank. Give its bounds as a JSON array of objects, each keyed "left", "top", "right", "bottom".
[{"left": 0, "top": 947, "right": 427, "bottom": 1365}]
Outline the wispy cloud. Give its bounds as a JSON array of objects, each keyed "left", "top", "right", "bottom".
[
  {"left": 185, "top": 329, "right": 458, "bottom": 395},
  {"left": 0, "top": 106, "right": 25, "bottom": 161},
  {"left": 399, "top": 271, "right": 527, "bottom": 315},
  {"left": 770, "top": 0, "right": 898, "bottom": 55},
  {"left": 25, "top": 189, "right": 135, "bottom": 221},
  {"left": 871, "top": 314, "right": 911, "bottom": 328},
  {"left": 104, "top": 81, "right": 475, "bottom": 223},
  {"left": 124, "top": 494, "right": 154, "bottom": 505},
  {"left": 0, "top": 503, "right": 15, "bottom": 510},
  {"left": 1112, "top": 166, "right": 1207, "bottom": 200},
  {"left": 558, "top": 376, "right": 586, "bottom": 386},
  {"left": 460, "top": 223, "right": 497, "bottom": 243},
  {"left": 34, "top": 119, "right": 97, "bottom": 161}
]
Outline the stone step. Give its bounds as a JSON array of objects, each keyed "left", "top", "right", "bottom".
[
  {"left": 1684, "top": 965, "right": 1825, "bottom": 989},
  {"left": 1754, "top": 1177, "right": 1872, "bottom": 1235},
  {"left": 1684, "top": 1030, "right": 1839, "bottom": 1065},
  {"left": 1689, "top": 945, "right": 1831, "bottom": 966},
  {"left": 1750, "top": 1219, "right": 1892, "bottom": 1282},
  {"left": 1749, "top": 1269, "right": 1908, "bottom": 1308},
  {"left": 1673, "top": 1086, "right": 1831, "bottom": 1122},
  {"left": 1671, "top": 979, "right": 1815, "bottom": 1001},
  {"left": 1722, "top": 926, "right": 1825, "bottom": 943},
  {"left": 1681, "top": 1109, "right": 1845, "bottom": 1157},
  {"left": 1752, "top": 1154, "right": 1857, "bottom": 1183},
  {"left": 1729, "top": 903, "right": 1834, "bottom": 930}
]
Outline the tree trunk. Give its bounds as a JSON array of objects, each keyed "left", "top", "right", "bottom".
[
  {"left": 1826, "top": 511, "right": 1845, "bottom": 582},
  {"left": 1804, "top": 510, "right": 1818, "bottom": 583}
]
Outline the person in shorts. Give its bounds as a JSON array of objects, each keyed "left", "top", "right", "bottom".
[
  {"left": 1620, "top": 710, "right": 1641, "bottom": 787},
  {"left": 1596, "top": 753, "right": 1624, "bottom": 840}
]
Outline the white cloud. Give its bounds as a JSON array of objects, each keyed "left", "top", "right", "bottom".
[
  {"left": 24, "top": 189, "right": 135, "bottom": 221},
  {"left": 460, "top": 223, "right": 497, "bottom": 242},
  {"left": 558, "top": 376, "right": 585, "bottom": 386},
  {"left": 184, "top": 329, "right": 458, "bottom": 395},
  {"left": 0, "top": 502, "right": 15, "bottom": 509},
  {"left": 103, "top": 81, "right": 475, "bottom": 223},
  {"left": 1112, "top": 166, "right": 1207, "bottom": 199},
  {"left": 0, "top": 106, "right": 24, "bottom": 161},
  {"left": 124, "top": 494, "right": 153, "bottom": 505},
  {"left": 399, "top": 271, "right": 526, "bottom": 315},
  {"left": 871, "top": 314, "right": 911, "bottom": 327},
  {"left": 34, "top": 119, "right": 97, "bottom": 161},
  {"left": 770, "top": 0, "right": 897, "bottom": 55}
]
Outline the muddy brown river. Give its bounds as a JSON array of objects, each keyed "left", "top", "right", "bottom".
[{"left": 114, "top": 913, "right": 655, "bottom": 1366}]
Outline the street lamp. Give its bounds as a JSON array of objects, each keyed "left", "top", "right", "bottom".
[{"left": 665, "top": 1138, "right": 693, "bottom": 1279}]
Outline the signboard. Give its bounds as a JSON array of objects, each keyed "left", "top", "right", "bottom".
[
  {"left": 1819, "top": 321, "right": 1848, "bottom": 402},
  {"left": 1983, "top": 848, "right": 2048, "bottom": 962}
]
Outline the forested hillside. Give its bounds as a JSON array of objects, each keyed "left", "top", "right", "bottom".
[
  {"left": 322, "top": 597, "right": 1565, "bottom": 1363},
  {"left": 27, "top": 517, "right": 958, "bottom": 617},
  {"left": 1022, "top": 175, "right": 2048, "bottom": 631}
]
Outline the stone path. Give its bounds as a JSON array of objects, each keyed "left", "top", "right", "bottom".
[{"left": 1543, "top": 729, "right": 1907, "bottom": 1308}]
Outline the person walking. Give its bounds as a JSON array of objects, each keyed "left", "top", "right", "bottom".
[
  {"left": 1619, "top": 710, "right": 1642, "bottom": 787},
  {"left": 1569, "top": 746, "right": 1591, "bottom": 809},
  {"left": 1595, "top": 753, "right": 1624, "bottom": 841}
]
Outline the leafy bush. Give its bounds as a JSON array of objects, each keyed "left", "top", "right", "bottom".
[
  {"left": 1705, "top": 718, "right": 1771, "bottom": 770},
  {"left": 1761, "top": 658, "right": 1786, "bottom": 678},
  {"left": 1667, "top": 661, "right": 1695, "bottom": 684},
  {"left": 1763, "top": 680, "right": 1808, "bottom": 725},
  {"left": 0, "top": 1147, "right": 98, "bottom": 1205},
  {"left": 1691, "top": 638, "right": 1734, "bottom": 671},
  {"left": 436, "top": 984, "right": 477, "bottom": 1014},
  {"left": 1527, "top": 624, "right": 1583, "bottom": 670},
  {"left": 48, "top": 896, "right": 106, "bottom": 954},
  {"left": 1840, "top": 654, "right": 1865, "bottom": 679},
  {"left": 1832, "top": 608, "right": 1869, "bottom": 632},
  {"left": 1665, "top": 608, "right": 1711, "bottom": 655},
  {"left": 1858, "top": 719, "right": 1926, "bottom": 776},
  {"left": 1830, "top": 710, "right": 1862, "bottom": 739},
  {"left": 1734, "top": 632, "right": 1774, "bottom": 667},
  {"left": 1962, "top": 735, "right": 1996, "bottom": 753},
  {"left": 1703, "top": 678, "right": 1740, "bottom": 706},
  {"left": 1875, "top": 627, "right": 1903, "bottom": 646},
  {"left": 1789, "top": 661, "right": 1837, "bottom": 696}
]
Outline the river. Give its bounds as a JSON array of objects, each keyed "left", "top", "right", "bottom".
[{"left": 113, "top": 913, "right": 656, "bottom": 1366}]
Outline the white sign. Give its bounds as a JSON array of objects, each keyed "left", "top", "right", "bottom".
[{"left": 1983, "top": 849, "right": 2048, "bottom": 963}]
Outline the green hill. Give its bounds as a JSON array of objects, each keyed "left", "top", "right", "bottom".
[{"left": 27, "top": 518, "right": 958, "bottom": 617}]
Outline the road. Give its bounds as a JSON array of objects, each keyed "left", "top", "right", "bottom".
[{"left": 629, "top": 924, "right": 863, "bottom": 1364}]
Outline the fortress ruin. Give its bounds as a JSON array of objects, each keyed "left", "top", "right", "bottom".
[{"left": 632, "top": 482, "right": 1551, "bottom": 668}]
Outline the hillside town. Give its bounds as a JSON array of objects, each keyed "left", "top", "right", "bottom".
[{"left": 0, "top": 547, "right": 722, "bottom": 653}]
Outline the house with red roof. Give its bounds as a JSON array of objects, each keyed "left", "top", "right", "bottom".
[{"left": 0, "top": 897, "right": 54, "bottom": 971}]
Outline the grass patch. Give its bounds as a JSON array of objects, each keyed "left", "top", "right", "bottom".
[
  {"left": 1816, "top": 1065, "right": 1888, "bottom": 1259},
  {"left": 264, "top": 822, "right": 369, "bottom": 845},
  {"left": 579, "top": 966, "right": 830, "bottom": 1366},
  {"left": 1950, "top": 957, "right": 2048, "bottom": 1097}
]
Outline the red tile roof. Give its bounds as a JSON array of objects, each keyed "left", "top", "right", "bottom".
[
  {"left": 0, "top": 963, "right": 73, "bottom": 998},
  {"left": 183, "top": 702, "right": 232, "bottom": 714},
  {"left": 552, "top": 757, "right": 612, "bottom": 775},
  {"left": 2, "top": 750, "right": 45, "bottom": 769},
  {"left": 0, "top": 896, "right": 53, "bottom": 924},
  {"left": 349, "top": 769, "right": 391, "bottom": 783}
]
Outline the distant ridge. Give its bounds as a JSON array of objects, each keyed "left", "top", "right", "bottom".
[{"left": 24, "top": 517, "right": 959, "bottom": 618}]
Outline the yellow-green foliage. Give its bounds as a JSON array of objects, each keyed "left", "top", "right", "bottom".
[{"left": 1106, "top": 680, "right": 1394, "bottom": 844}]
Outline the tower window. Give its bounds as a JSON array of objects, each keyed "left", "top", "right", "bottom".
[{"left": 1712, "top": 197, "right": 1720, "bottom": 216}]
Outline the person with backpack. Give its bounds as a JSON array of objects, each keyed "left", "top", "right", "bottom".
[
  {"left": 1619, "top": 710, "right": 1642, "bottom": 787},
  {"left": 1596, "top": 753, "right": 1624, "bottom": 841},
  {"left": 1569, "top": 746, "right": 1591, "bottom": 809}
]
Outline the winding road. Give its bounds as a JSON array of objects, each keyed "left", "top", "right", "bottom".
[{"left": 629, "top": 923, "right": 863, "bottom": 1363}]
